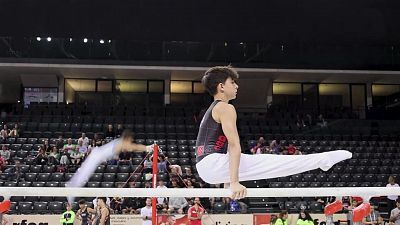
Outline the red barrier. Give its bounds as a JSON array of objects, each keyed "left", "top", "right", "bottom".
[
  {"left": 352, "top": 202, "right": 371, "bottom": 222},
  {"left": 324, "top": 200, "right": 343, "bottom": 215},
  {"left": 0, "top": 200, "right": 10, "bottom": 213}
]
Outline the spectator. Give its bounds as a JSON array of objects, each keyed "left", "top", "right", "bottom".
[
  {"left": 168, "top": 186, "right": 188, "bottom": 214},
  {"left": 274, "top": 210, "right": 289, "bottom": 225},
  {"left": 363, "top": 203, "right": 383, "bottom": 225},
  {"left": 92, "top": 133, "right": 102, "bottom": 147},
  {"left": 111, "top": 197, "right": 123, "bottom": 214},
  {"left": 296, "top": 114, "right": 306, "bottom": 129},
  {"left": 35, "top": 148, "right": 48, "bottom": 165},
  {"left": 186, "top": 180, "right": 194, "bottom": 188},
  {"left": 160, "top": 216, "right": 176, "bottom": 225},
  {"left": 342, "top": 196, "right": 352, "bottom": 210},
  {"left": 105, "top": 124, "right": 115, "bottom": 138},
  {"left": 317, "top": 114, "right": 327, "bottom": 127},
  {"left": 351, "top": 196, "right": 364, "bottom": 205},
  {"left": 305, "top": 114, "right": 313, "bottom": 127},
  {"left": 0, "top": 145, "right": 10, "bottom": 164},
  {"left": 43, "top": 140, "right": 51, "bottom": 154},
  {"left": 76, "top": 199, "right": 95, "bottom": 225},
  {"left": 48, "top": 146, "right": 60, "bottom": 165},
  {"left": 188, "top": 197, "right": 204, "bottom": 225},
  {"left": 250, "top": 137, "right": 265, "bottom": 154},
  {"left": 0, "top": 155, "right": 6, "bottom": 172},
  {"left": 121, "top": 197, "right": 136, "bottom": 214},
  {"left": 143, "top": 156, "right": 152, "bottom": 173},
  {"left": 76, "top": 140, "right": 88, "bottom": 157},
  {"left": 56, "top": 136, "right": 65, "bottom": 150},
  {"left": 157, "top": 180, "right": 168, "bottom": 211},
  {"left": 70, "top": 148, "right": 83, "bottom": 165},
  {"left": 78, "top": 133, "right": 90, "bottom": 148},
  {"left": 0, "top": 125, "right": 9, "bottom": 139},
  {"left": 297, "top": 211, "right": 314, "bottom": 225},
  {"left": 390, "top": 199, "right": 400, "bottom": 225},
  {"left": 141, "top": 198, "right": 153, "bottom": 225},
  {"left": 63, "top": 138, "right": 76, "bottom": 153},
  {"left": 118, "top": 151, "right": 132, "bottom": 166},
  {"left": 59, "top": 149, "right": 70, "bottom": 166},
  {"left": 8, "top": 124, "right": 20, "bottom": 138},
  {"left": 347, "top": 199, "right": 360, "bottom": 225},
  {"left": 287, "top": 144, "right": 300, "bottom": 155},
  {"left": 270, "top": 140, "right": 281, "bottom": 154},
  {"left": 183, "top": 167, "right": 195, "bottom": 181},
  {"left": 316, "top": 196, "right": 336, "bottom": 208},
  {"left": 158, "top": 155, "right": 168, "bottom": 173},
  {"left": 5, "top": 159, "right": 22, "bottom": 181},
  {"left": 387, "top": 176, "right": 399, "bottom": 213},
  {"left": 116, "top": 124, "right": 124, "bottom": 138},
  {"left": 144, "top": 182, "right": 152, "bottom": 188},
  {"left": 60, "top": 204, "right": 75, "bottom": 225}
]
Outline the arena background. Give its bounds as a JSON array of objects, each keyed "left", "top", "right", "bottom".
[{"left": 0, "top": 0, "right": 400, "bottom": 225}]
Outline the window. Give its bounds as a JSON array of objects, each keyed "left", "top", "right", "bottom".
[
  {"left": 148, "top": 81, "right": 164, "bottom": 93},
  {"left": 372, "top": 84, "right": 400, "bottom": 107},
  {"left": 319, "top": 84, "right": 350, "bottom": 109},
  {"left": 171, "top": 81, "right": 192, "bottom": 93},
  {"left": 116, "top": 80, "right": 147, "bottom": 93},
  {"left": 272, "top": 83, "right": 302, "bottom": 107},
  {"left": 66, "top": 79, "right": 96, "bottom": 91},
  {"left": 97, "top": 80, "right": 112, "bottom": 92}
]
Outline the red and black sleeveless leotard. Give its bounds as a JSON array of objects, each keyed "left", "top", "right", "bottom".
[{"left": 195, "top": 100, "right": 228, "bottom": 163}]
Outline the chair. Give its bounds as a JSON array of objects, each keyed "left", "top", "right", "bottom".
[
  {"left": 33, "top": 202, "right": 48, "bottom": 214},
  {"left": 18, "top": 202, "right": 33, "bottom": 214},
  {"left": 116, "top": 173, "right": 129, "bottom": 182},
  {"left": 89, "top": 173, "right": 103, "bottom": 182},
  {"left": 101, "top": 182, "right": 114, "bottom": 188},
  {"left": 48, "top": 201, "right": 64, "bottom": 214},
  {"left": 37, "top": 173, "right": 51, "bottom": 182},
  {"left": 103, "top": 173, "right": 116, "bottom": 182}
]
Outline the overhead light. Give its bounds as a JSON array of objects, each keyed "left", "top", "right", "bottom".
[
  {"left": 66, "top": 101, "right": 69, "bottom": 105},
  {"left": 17, "top": 100, "right": 20, "bottom": 103},
  {"left": 108, "top": 40, "right": 112, "bottom": 43},
  {"left": 100, "top": 39, "right": 105, "bottom": 44},
  {"left": 36, "top": 37, "right": 41, "bottom": 41},
  {"left": 69, "top": 38, "right": 72, "bottom": 42},
  {"left": 47, "top": 37, "right": 52, "bottom": 42},
  {"left": 83, "top": 38, "right": 88, "bottom": 43}
]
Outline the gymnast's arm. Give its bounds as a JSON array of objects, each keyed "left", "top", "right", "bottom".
[
  {"left": 215, "top": 102, "right": 246, "bottom": 199},
  {"left": 124, "top": 142, "right": 152, "bottom": 152}
]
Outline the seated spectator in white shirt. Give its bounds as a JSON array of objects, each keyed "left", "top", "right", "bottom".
[
  {"left": 78, "top": 133, "right": 90, "bottom": 147},
  {"left": 0, "top": 125, "right": 9, "bottom": 139},
  {"left": 0, "top": 145, "right": 10, "bottom": 163}
]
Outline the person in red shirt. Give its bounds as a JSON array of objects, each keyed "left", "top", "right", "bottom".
[
  {"left": 287, "top": 144, "right": 300, "bottom": 155},
  {"left": 187, "top": 198, "right": 204, "bottom": 225}
]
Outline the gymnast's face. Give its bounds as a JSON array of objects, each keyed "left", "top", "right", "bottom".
[{"left": 219, "top": 77, "right": 238, "bottom": 100}]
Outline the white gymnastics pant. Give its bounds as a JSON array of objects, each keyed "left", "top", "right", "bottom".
[
  {"left": 196, "top": 150, "right": 352, "bottom": 184},
  {"left": 67, "top": 139, "right": 118, "bottom": 203}
]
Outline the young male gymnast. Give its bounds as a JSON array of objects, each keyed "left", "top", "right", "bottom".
[{"left": 195, "top": 66, "right": 352, "bottom": 200}]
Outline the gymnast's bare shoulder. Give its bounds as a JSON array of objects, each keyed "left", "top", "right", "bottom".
[{"left": 212, "top": 101, "right": 236, "bottom": 124}]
